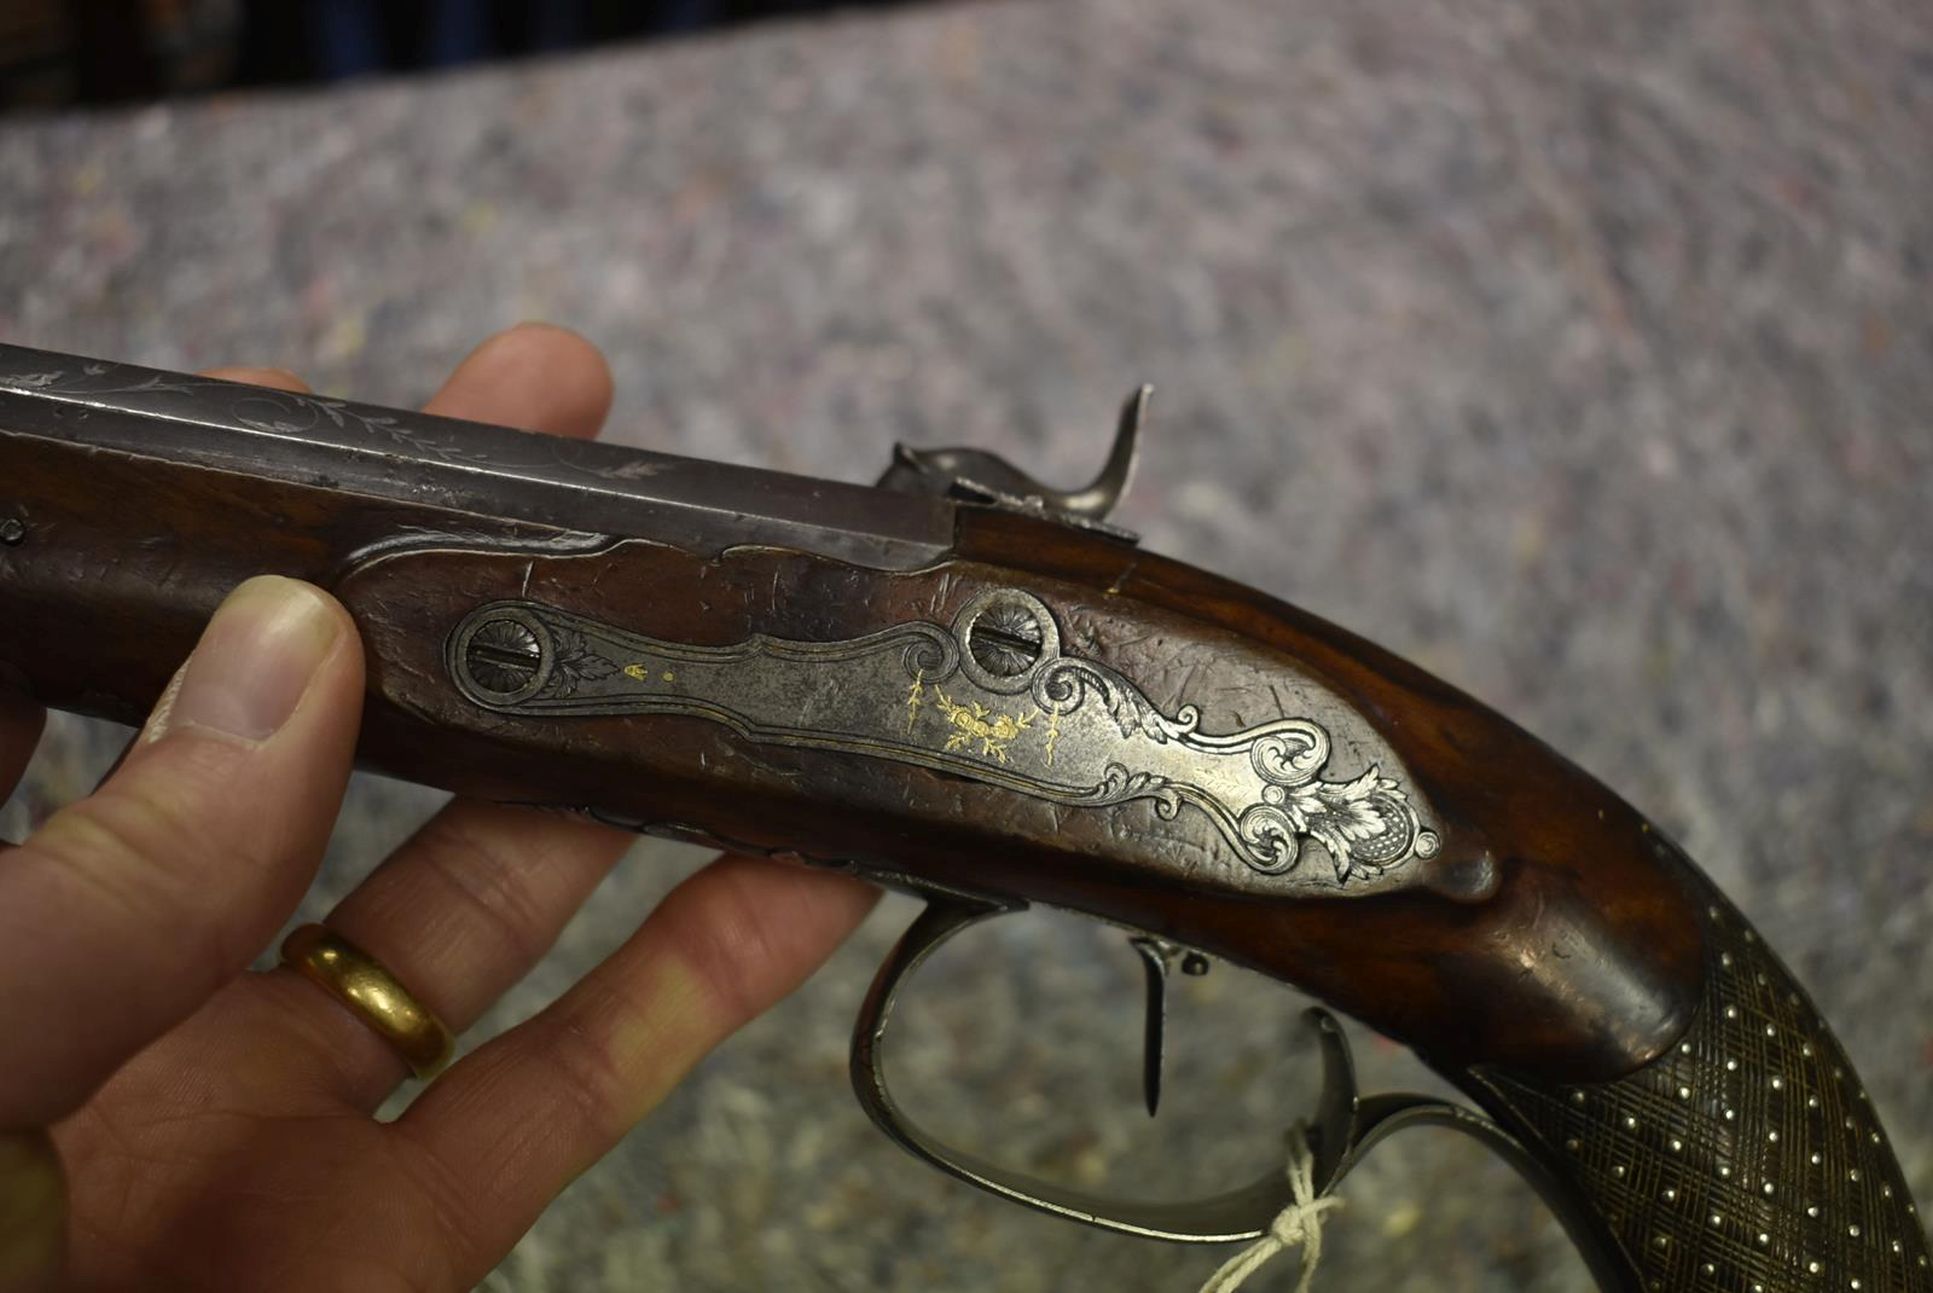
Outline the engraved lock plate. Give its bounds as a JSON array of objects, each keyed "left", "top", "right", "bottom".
[{"left": 447, "top": 589, "right": 1442, "bottom": 887}]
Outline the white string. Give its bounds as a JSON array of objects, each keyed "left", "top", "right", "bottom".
[{"left": 1196, "top": 1124, "right": 1343, "bottom": 1293}]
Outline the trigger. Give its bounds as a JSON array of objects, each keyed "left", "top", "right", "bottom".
[{"left": 1128, "top": 937, "right": 1212, "bottom": 1117}]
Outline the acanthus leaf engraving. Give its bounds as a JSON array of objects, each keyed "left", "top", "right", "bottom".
[
  {"left": 447, "top": 590, "right": 1440, "bottom": 885},
  {"left": 548, "top": 628, "right": 621, "bottom": 698}
]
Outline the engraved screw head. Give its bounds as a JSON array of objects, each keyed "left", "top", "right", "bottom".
[
  {"left": 966, "top": 602, "right": 1045, "bottom": 678},
  {"left": 0, "top": 517, "right": 23, "bottom": 546},
  {"left": 464, "top": 617, "right": 544, "bottom": 697}
]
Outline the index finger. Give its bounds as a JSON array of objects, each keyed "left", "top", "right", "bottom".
[{"left": 422, "top": 323, "right": 613, "bottom": 440}]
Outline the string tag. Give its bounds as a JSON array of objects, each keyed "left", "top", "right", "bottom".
[{"left": 1196, "top": 1124, "right": 1343, "bottom": 1293}]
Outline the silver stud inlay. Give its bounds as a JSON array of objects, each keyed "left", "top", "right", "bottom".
[{"left": 1485, "top": 892, "right": 1927, "bottom": 1293}]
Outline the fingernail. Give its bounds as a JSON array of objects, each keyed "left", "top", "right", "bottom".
[{"left": 152, "top": 577, "right": 341, "bottom": 743}]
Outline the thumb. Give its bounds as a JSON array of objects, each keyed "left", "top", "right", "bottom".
[{"left": 0, "top": 577, "right": 363, "bottom": 1128}]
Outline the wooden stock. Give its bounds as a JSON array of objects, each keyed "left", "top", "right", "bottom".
[{"left": 2, "top": 425, "right": 1926, "bottom": 1292}]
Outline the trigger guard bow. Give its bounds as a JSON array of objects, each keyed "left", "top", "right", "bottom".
[
  {"left": 849, "top": 897, "right": 1633, "bottom": 1282},
  {"left": 849, "top": 894, "right": 1296, "bottom": 1243}
]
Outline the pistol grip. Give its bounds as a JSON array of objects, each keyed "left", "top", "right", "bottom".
[{"left": 1464, "top": 880, "right": 1930, "bottom": 1293}]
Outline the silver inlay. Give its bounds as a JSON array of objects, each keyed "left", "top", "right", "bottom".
[{"left": 446, "top": 589, "right": 1441, "bottom": 887}]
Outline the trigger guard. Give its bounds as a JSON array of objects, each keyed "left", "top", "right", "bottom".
[
  {"left": 851, "top": 900, "right": 1643, "bottom": 1282},
  {"left": 849, "top": 897, "right": 1299, "bottom": 1244}
]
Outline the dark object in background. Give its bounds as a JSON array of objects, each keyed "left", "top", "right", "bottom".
[
  {"left": 2, "top": 0, "right": 241, "bottom": 108},
  {"left": 0, "top": 0, "right": 927, "bottom": 111}
]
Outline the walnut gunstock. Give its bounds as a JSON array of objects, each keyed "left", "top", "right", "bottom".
[{"left": 0, "top": 347, "right": 1924, "bottom": 1292}]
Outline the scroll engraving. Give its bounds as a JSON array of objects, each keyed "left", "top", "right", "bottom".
[
  {"left": 447, "top": 590, "right": 1439, "bottom": 883},
  {"left": 0, "top": 361, "right": 488, "bottom": 461}
]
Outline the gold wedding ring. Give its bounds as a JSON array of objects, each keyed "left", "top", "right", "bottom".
[{"left": 279, "top": 923, "right": 454, "bottom": 1080}]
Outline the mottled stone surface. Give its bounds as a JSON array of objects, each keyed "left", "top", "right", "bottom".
[{"left": 2, "top": 0, "right": 1929, "bottom": 1288}]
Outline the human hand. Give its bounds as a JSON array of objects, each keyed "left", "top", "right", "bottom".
[{"left": 0, "top": 325, "right": 879, "bottom": 1292}]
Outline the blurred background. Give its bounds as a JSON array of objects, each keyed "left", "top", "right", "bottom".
[
  {"left": 2, "top": 0, "right": 1929, "bottom": 1289},
  {"left": 0, "top": 0, "right": 927, "bottom": 110}
]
